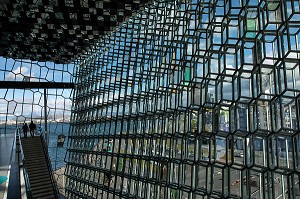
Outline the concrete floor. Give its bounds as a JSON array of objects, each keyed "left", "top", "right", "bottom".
[{"left": 0, "top": 133, "right": 15, "bottom": 199}]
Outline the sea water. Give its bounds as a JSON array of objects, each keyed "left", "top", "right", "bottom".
[{"left": 0, "top": 122, "right": 70, "bottom": 170}]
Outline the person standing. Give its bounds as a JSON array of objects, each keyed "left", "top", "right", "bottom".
[
  {"left": 22, "top": 123, "right": 28, "bottom": 138},
  {"left": 29, "top": 121, "right": 36, "bottom": 138}
]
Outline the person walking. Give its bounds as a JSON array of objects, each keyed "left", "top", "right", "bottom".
[
  {"left": 22, "top": 123, "right": 28, "bottom": 138},
  {"left": 29, "top": 121, "right": 36, "bottom": 138}
]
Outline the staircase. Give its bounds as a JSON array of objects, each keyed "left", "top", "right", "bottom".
[{"left": 20, "top": 136, "right": 57, "bottom": 199}]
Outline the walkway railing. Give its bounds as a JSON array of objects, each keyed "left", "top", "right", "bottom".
[
  {"left": 40, "top": 132, "right": 60, "bottom": 199},
  {"left": 18, "top": 129, "right": 33, "bottom": 199}
]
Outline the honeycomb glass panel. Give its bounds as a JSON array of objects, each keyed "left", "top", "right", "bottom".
[{"left": 22, "top": 0, "right": 295, "bottom": 198}]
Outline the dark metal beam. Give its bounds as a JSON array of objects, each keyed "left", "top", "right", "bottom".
[{"left": 0, "top": 81, "right": 74, "bottom": 89}]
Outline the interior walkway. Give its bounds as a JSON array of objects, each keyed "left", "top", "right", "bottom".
[{"left": 0, "top": 133, "right": 15, "bottom": 199}]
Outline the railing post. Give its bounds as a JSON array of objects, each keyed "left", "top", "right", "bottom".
[
  {"left": 44, "top": 88, "right": 48, "bottom": 145},
  {"left": 18, "top": 130, "right": 33, "bottom": 199},
  {"left": 40, "top": 135, "right": 60, "bottom": 199}
]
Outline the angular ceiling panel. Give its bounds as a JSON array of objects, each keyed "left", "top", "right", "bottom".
[{"left": 0, "top": 0, "right": 150, "bottom": 63}]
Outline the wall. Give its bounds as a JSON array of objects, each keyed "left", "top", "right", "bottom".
[{"left": 66, "top": 0, "right": 300, "bottom": 198}]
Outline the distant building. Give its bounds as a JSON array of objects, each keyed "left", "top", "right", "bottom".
[{"left": 237, "top": 105, "right": 247, "bottom": 131}]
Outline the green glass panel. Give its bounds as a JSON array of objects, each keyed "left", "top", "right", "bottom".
[
  {"left": 0, "top": 176, "right": 7, "bottom": 184},
  {"left": 247, "top": 19, "right": 257, "bottom": 31},
  {"left": 246, "top": 19, "right": 257, "bottom": 38},
  {"left": 118, "top": 158, "right": 123, "bottom": 171},
  {"left": 184, "top": 67, "right": 191, "bottom": 85},
  {"left": 267, "top": 1, "right": 280, "bottom": 11},
  {"left": 107, "top": 143, "right": 111, "bottom": 152}
]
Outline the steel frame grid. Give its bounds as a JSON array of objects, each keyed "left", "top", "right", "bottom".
[
  {"left": 0, "top": 0, "right": 151, "bottom": 63},
  {"left": 0, "top": 56, "right": 75, "bottom": 194},
  {"left": 66, "top": 0, "right": 300, "bottom": 198}
]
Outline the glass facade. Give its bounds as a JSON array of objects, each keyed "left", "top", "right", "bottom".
[
  {"left": 0, "top": 57, "right": 74, "bottom": 193},
  {"left": 0, "top": 0, "right": 299, "bottom": 198},
  {"left": 65, "top": 0, "right": 300, "bottom": 198}
]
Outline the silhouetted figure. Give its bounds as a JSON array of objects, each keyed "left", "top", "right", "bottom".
[
  {"left": 29, "top": 121, "right": 36, "bottom": 138},
  {"left": 22, "top": 123, "right": 28, "bottom": 138}
]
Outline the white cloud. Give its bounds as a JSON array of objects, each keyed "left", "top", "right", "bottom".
[{"left": 5, "top": 65, "right": 33, "bottom": 81}]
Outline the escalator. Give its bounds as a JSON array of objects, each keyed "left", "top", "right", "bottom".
[{"left": 20, "top": 136, "right": 59, "bottom": 199}]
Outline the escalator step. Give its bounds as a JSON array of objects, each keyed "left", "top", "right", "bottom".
[
  {"left": 29, "top": 173, "right": 51, "bottom": 179},
  {"left": 30, "top": 172, "right": 51, "bottom": 177},
  {"left": 25, "top": 163, "right": 48, "bottom": 168},
  {"left": 30, "top": 177, "right": 52, "bottom": 185},
  {"left": 33, "top": 193, "right": 56, "bottom": 199},
  {"left": 27, "top": 169, "right": 50, "bottom": 176},
  {"left": 32, "top": 187, "right": 55, "bottom": 196},
  {"left": 31, "top": 184, "right": 54, "bottom": 192}
]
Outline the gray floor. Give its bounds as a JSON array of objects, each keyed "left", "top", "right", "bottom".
[{"left": 0, "top": 133, "right": 15, "bottom": 199}]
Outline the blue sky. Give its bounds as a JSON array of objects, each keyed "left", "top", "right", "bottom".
[{"left": 0, "top": 57, "right": 74, "bottom": 120}]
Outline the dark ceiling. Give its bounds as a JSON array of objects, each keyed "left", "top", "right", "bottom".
[{"left": 0, "top": 0, "right": 149, "bottom": 63}]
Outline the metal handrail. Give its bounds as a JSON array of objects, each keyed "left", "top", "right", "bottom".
[
  {"left": 18, "top": 129, "right": 33, "bottom": 199},
  {"left": 40, "top": 133, "right": 60, "bottom": 199}
]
